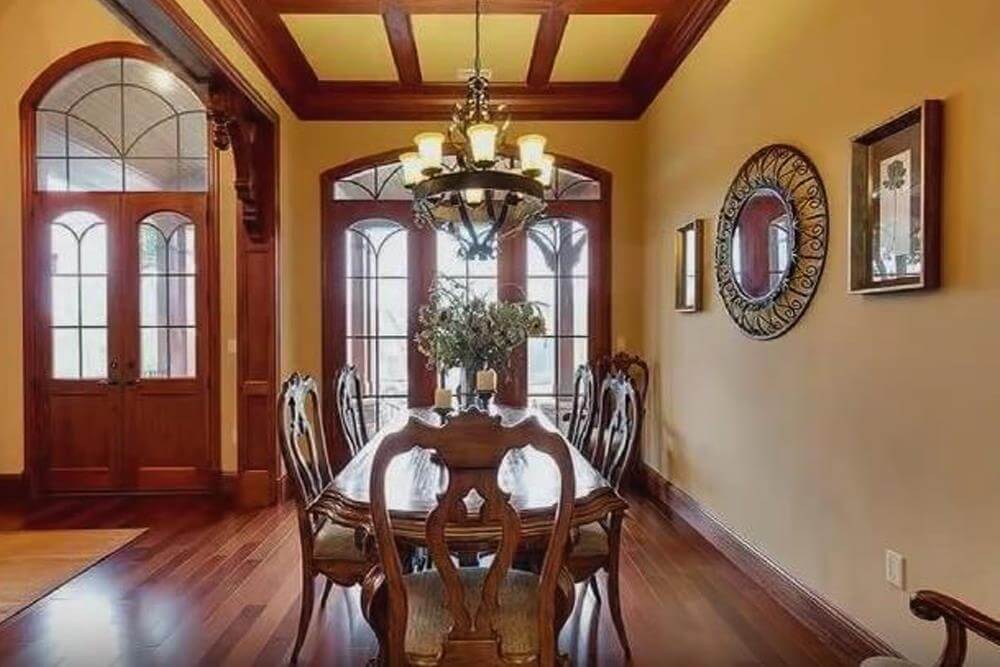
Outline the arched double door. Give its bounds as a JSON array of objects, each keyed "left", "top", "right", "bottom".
[
  {"left": 33, "top": 193, "right": 213, "bottom": 491},
  {"left": 322, "top": 153, "right": 611, "bottom": 464}
]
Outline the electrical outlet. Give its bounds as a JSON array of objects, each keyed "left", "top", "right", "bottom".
[
  {"left": 227, "top": 338, "right": 237, "bottom": 354},
  {"left": 885, "top": 550, "right": 905, "bottom": 589}
]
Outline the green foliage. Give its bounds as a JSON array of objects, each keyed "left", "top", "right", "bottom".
[{"left": 416, "top": 277, "right": 546, "bottom": 372}]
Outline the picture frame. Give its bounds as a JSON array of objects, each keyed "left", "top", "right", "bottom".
[
  {"left": 849, "top": 100, "right": 942, "bottom": 293},
  {"left": 674, "top": 219, "right": 703, "bottom": 312}
]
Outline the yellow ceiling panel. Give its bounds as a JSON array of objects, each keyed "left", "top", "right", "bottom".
[
  {"left": 413, "top": 14, "right": 539, "bottom": 83},
  {"left": 550, "top": 15, "right": 655, "bottom": 82},
  {"left": 282, "top": 14, "right": 398, "bottom": 81}
]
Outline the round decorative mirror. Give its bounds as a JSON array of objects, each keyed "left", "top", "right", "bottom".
[{"left": 715, "top": 145, "right": 829, "bottom": 339}]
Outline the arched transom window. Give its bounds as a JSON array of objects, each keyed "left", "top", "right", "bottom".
[{"left": 35, "top": 57, "right": 208, "bottom": 192}]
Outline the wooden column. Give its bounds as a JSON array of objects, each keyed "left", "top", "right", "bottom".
[{"left": 210, "top": 87, "right": 281, "bottom": 507}]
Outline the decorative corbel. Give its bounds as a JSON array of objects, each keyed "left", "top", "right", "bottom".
[{"left": 209, "top": 84, "right": 271, "bottom": 241}]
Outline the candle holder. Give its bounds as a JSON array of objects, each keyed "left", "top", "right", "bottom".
[
  {"left": 476, "top": 389, "right": 495, "bottom": 410},
  {"left": 433, "top": 406, "right": 452, "bottom": 423}
]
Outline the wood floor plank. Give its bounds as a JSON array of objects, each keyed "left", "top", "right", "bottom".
[{"left": 0, "top": 494, "right": 848, "bottom": 666}]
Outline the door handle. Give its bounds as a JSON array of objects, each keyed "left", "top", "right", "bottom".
[{"left": 100, "top": 360, "right": 121, "bottom": 385}]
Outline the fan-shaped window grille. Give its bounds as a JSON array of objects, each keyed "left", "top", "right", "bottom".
[
  {"left": 35, "top": 57, "right": 207, "bottom": 192},
  {"left": 331, "top": 158, "right": 600, "bottom": 202}
]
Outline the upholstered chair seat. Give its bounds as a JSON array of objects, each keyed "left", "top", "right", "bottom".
[
  {"left": 570, "top": 522, "right": 609, "bottom": 560},
  {"left": 312, "top": 520, "right": 368, "bottom": 563},
  {"left": 402, "top": 568, "right": 541, "bottom": 660}
]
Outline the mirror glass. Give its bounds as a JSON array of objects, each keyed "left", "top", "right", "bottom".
[{"left": 731, "top": 189, "right": 793, "bottom": 299}]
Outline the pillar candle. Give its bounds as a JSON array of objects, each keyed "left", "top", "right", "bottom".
[
  {"left": 476, "top": 368, "right": 497, "bottom": 392},
  {"left": 434, "top": 387, "right": 453, "bottom": 409}
]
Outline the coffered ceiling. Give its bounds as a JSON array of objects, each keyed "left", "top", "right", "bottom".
[{"left": 204, "top": 0, "right": 729, "bottom": 120}]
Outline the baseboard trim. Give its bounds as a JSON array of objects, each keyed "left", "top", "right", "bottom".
[
  {"left": 635, "top": 462, "right": 901, "bottom": 664},
  {"left": 0, "top": 473, "right": 27, "bottom": 498}
]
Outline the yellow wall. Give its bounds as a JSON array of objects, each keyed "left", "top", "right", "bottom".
[
  {"left": 640, "top": 0, "right": 1000, "bottom": 662},
  {"left": 280, "top": 120, "right": 645, "bottom": 383}
]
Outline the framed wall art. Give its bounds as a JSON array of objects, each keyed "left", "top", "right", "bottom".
[
  {"left": 849, "top": 100, "right": 942, "bottom": 293},
  {"left": 674, "top": 219, "right": 703, "bottom": 312}
]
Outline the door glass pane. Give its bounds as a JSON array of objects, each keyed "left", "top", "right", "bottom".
[
  {"left": 526, "top": 218, "right": 589, "bottom": 410},
  {"left": 344, "top": 219, "right": 409, "bottom": 434},
  {"left": 49, "top": 211, "right": 107, "bottom": 379},
  {"left": 139, "top": 212, "right": 196, "bottom": 378}
]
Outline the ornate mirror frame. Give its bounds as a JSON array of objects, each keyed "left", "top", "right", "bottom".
[{"left": 714, "top": 144, "right": 829, "bottom": 340}]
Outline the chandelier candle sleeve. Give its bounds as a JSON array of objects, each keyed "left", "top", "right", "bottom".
[
  {"left": 538, "top": 154, "right": 555, "bottom": 186},
  {"left": 518, "top": 135, "right": 547, "bottom": 176},
  {"left": 415, "top": 132, "right": 445, "bottom": 174},
  {"left": 476, "top": 368, "right": 498, "bottom": 392},
  {"left": 399, "top": 152, "right": 424, "bottom": 186},
  {"left": 467, "top": 123, "right": 498, "bottom": 165}
]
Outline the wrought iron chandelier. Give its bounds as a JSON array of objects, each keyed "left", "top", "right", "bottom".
[{"left": 400, "top": 0, "right": 553, "bottom": 260}]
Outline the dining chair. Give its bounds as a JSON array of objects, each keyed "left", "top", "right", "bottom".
[
  {"left": 566, "top": 370, "right": 640, "bottom": 659},
  {"left": 562, "top": 364, "right": 596, "bottom": 453},
  {"left": 362, "top": 410, "right": 577, "bottom": 666},
  {"left": 335, "top": 365, "right": 369, "bottom": 459},
  {"left": 595, "top": 351, "right": 649, "bottom": 486},
  {"left": 279, "top": 373, "right": 374, "bottom": 663}
]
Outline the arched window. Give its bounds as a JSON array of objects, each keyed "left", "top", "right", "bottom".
[
  {"left": 323, "top": 153, "right": 610, "bottom": 449},
  {"left": 35, "top": 57, "right": 208, "bottom": 192},
  {"left": 24, "top": 46, "right": 217, "bottom": 493}
]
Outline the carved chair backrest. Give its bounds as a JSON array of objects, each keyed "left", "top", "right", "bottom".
[
  {"left": 566, "top": 364, "right": 596, "bottom": 453},
  {"left": 370, "top": 411, "right": 576, "bottom": 666},
  {"left": 590, "top": 371, "right": 640, "bottom": 491},
  {"left": 279, "top": 373, "right": 335, "bottom": 515},
  {"left": 598, "top": 351, "right": 649, "bottom": 411},
  {"left": 335, "top": 365, "right": 369, "bottom": 459}
]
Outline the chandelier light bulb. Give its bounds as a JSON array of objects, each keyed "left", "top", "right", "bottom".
[
  {"left": 537, "top": 154, "right": 555, "bottom": 186},
  {"left": 399, "top": 152, "right": 424, "bottom": 186},
  {"left": 414, "top": 132, "right": 445, "bottom": 174},
  {"left": 467, "top": 123, "right": 498, "bottom": 166},
  {"left": 517, "top": 134, "right": 547, "bottom": 176},
  {"left": 465, "top": 188, "right": 485, "bottom": 205}
]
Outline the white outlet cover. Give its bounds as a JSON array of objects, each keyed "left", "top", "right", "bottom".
[{"left": 885, "top": 549, "right": 905, "bottom": 589}]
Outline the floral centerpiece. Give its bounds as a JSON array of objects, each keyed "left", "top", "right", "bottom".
[{"left": 416, "top": 277, "right": 545, "bottom": 405}]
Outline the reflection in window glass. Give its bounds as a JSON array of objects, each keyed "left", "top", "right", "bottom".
[
  {"left": 50, "top": 211, "right": 107, "bottom": 379},
  {"left": 345, "top": 219, "right": 409, "bottom": 434},
  {"left": 435, "top": 231, "right": 498, "bottom": 398},
  {"left": 526, "top": 218, "right": 589, "bottom": 429},
  {"left": 35, "top": 57, "right": 207, "bottom": 192},
  {"left": 139, "top": 212, "right": 196, "bottom": 378}
]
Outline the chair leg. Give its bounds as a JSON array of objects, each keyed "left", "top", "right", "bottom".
[
  {"left": 607, "top": 510, "right": 632, "bottom": 660},
  {"left": 588, "top": 575, "right": 602, "bottom": 604},
  {"left": 291, "top": 567, "right": 316, "bottom": 663},
  {"left": 320, "top": 578, "right": 334, "bottom": 609}
]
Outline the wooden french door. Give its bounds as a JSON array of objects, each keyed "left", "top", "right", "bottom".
[{"left": 34, "top": 191, "right": 214, "bottom": 492}]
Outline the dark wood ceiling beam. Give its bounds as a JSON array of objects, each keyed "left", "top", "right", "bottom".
[
  {"left": 621, "top": 0, "right": 729, "bottom": 111},
  {"left": 526, "top": 7, "right": 567, "bottom": 86},
  {"left": 269, "top": 0, "right": 672, "bottom": 14},
  {"left": 201, "top": 0, "right": 317, "bottom": 112},
  {"left": 301, "top": 82, "right": 639, "bottom": 120},
  {"left": 382, "top": 6, "right": 422, "bottom": 84}
]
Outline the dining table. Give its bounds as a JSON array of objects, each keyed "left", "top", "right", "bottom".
[{"left": 311, "top": 405, "right": 629, "bottom": 550}]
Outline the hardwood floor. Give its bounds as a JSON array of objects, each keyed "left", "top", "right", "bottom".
[{"left": 0, "top": 492, "right": 847, "bottom": 666}]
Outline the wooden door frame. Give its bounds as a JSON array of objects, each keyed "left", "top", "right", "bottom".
[
  {"left": 19, "top": 42, "right": 221, "bottom": 496},
  {"left": 319, "top": 149, "right": 612, "bottom": 463}
]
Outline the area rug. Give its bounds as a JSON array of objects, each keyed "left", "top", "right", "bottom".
[{"left": 0, "top": 528, "right": 146, "bottom": 624}]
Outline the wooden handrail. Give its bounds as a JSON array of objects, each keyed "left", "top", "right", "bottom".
[{"left": 910, "top": 590, "right": 1000, "bottom": 667}]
